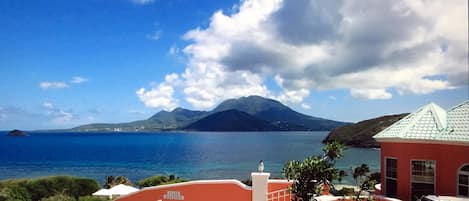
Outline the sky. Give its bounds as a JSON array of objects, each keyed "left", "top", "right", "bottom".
[{"left": 0, "top": 0, "right": 467, "bottom": 130}]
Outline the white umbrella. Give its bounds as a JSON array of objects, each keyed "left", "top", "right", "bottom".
[{"left": 92, "top": 189, "right": 110, "bottom": 196}]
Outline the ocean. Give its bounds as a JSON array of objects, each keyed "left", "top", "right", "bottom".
[{"left": 0, "top": 131, "right": 379, "bottom": 184}]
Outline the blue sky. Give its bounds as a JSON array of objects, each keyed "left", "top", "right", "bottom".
[{"left": 0, "top": 0, "right": 467, "bottom": 130}]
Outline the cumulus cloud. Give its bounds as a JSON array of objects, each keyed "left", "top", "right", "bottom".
[
  {"left": 136, "top": 73, "right": 180, "bottom": 110},
  {"left": 39, "top": 82, "right": 68, "bottom": 89},
  {"left": 71, "top": 76, "right": 88, "bottom": 84},
  {"left": 144, "top": 0, "right": 467, "bottom": 109}
]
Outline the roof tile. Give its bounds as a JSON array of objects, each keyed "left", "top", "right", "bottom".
[{"left": 373, "top": 100, "right": 469, "bottom": 143}]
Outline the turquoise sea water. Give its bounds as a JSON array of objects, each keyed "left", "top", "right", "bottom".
[{"left": 0, "top": 131, "right": 379, "bottom": 184}]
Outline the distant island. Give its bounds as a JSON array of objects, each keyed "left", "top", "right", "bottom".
[
  {"left": 7, "top": 129, "right": 27, "bottom": 136},
  {"left": 322, "top": 113, "right": 408, "bottom": 148},
  {"left": 68, "top": 95, "right": 349, "bottom": 132}
]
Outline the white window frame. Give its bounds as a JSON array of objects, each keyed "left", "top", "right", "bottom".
[{"left": 457, "top": 164, "right": 469, "bottom": 197}]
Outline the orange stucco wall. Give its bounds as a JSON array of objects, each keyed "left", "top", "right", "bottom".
[
  {"left": 268, "top": 180, "right": 293, "bottom": 192},
  {"left": 116, "top": 180, "right": 294, "bottom": 201},
  {"left": 380, "top": 142, "right": 469, "bottom": 201},
  {"left": 116, "top": 181, "right": 252, "bottom": 201}
]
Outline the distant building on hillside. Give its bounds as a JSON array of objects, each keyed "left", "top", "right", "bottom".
[{"left": 374, "top": 101, "right": 469, "bottom": 201}]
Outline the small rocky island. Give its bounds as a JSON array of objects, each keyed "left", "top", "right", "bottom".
[
  {"left": 323, "top": 113, "right": 408, "bottom": 148},
  {"left": 7, "top": 129, "right": 27, "bottom": 136}
]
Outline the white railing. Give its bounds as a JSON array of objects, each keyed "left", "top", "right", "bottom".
[{"left": 267, "top": 188, "right": 293, "bottom": 201}]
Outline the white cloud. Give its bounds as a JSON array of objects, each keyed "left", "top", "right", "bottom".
[
  {"left": 328, "top": 96, "right": 337, "bottom": 101},
  {"left": 71, "top": 76, "right": 88, "bottom": 84},
  {"left": 301, "top": 103, "right": 311, "bottom": 110},
  {"left": 42, "top": 102, "right": 54, "bottom": 109},
  {"left": 39, "top": 82, "right": 68, "bottom": 89},
  {"left": 136, "top": 74, "right": 180, "bottom": 110},
  {"left": 42, "top": 102, "right": 75, "bottom": 124},
  {"left": 130, "top": 0, "right": 154, "bottom": 5},
  {"left": 144, "top": 0, "right": 467, "bottom": 109},
  {"left": 350, "top": 89, "right": 392, "bottom": 100}
]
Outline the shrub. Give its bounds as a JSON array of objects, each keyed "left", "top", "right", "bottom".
[
  {"left": 241, "top": 178, "right": 252, "bottom": 186},
  {"left": 78, "top": 195, "right": 109, "bottom": 201},
  {"left": 336, "top": 187, "right": 355, "bottom": 196},
  {"left": 136, "top": 175, "right": 187, "bottom": 188},
  {"left": 40, "top": 194, "right": 75, "bottom": 201},
  {"left": 0, "top": 176, "right": 99, "bottom": 201},
  {"left": 0, "top": 185, "right": 31, "bottom": 201}
]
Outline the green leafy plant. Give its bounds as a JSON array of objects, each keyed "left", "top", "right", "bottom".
[
  {"left": 40, "top": 194, "right": 75, "bottom": 201},
  {"left": 352, "top": 164, "right": 377, "bottom": 200},
  {"left": 283, "top": 141, "right": 346, "bottom": 201}
]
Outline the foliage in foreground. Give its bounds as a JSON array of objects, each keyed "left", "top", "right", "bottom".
[
  {"left": 136, "top": 175, "right": 188, "bottom": 188},
  {"left": 0, "top": 176, "right": 100, "bottom": 201},
  {"left": 352, "top": 164, "right": 377, "bottom": 200},
  {"left": 78, "top": 195, "right": 109, "bottom": 201},
  {"left": 241, "top": 178, "right": 252, "bottom": 186},
  {"left": 103, "top": 176, "right": 132, "bottom": 189},
  {"left": 40, "top": 194, "right": 76, "bottom": 201},
  {"left": 283, "top": 141, "right": 346, "bottom": 201}
]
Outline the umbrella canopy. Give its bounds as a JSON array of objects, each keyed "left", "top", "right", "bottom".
[
  {"left": 108, "top": 184, "right": 139, "bottom": 195},
  {"left": 92, "top": 189, "right": 110, "bottom": 196}
]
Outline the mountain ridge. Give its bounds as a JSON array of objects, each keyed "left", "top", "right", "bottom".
[
  {"left": 322, "top": 113, "right": 409, "bottom": 148},
  {"left": 70, "top": 95, "right": 348, "bottom": 132}
]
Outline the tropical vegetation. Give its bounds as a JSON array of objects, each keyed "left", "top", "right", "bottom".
[
  {"left": 136, "top": 175, "right": 187, "bottom": 188},
  {"left": 103, "top": 176, "right": 131, "bottom": 188},
  {"left": 0, "top": 176, "right": 100, "bottom": 201},
  {"left": 283, "top": 141, "right": 347, "bottom": 201}
]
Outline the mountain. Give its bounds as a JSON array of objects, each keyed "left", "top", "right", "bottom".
[
  {"left": 70, "top": 95, "right": 348, "bottom": 132},
  {"left": 211, "top": 96, "right": 346, "bottom": 130},
  {"left": 72, "top": 108, "right": 208, "bottom": 131},
  {"left": 322, "top": 113, "right": 408, "bottom": 148},
  {"left": 185, "top": 110, "right": 281, "bottom": 131}
]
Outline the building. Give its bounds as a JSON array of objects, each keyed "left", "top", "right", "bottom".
[{"left": 373, "top": 101, "right": 469, "bottom": 201}]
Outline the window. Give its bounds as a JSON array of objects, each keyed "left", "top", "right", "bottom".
[
  {"left": 385, "top": 158, "right": 397, "bottom": 197},
  {"left": 411, "top": 160, "right": 435, "bottom": 201},
  {"left": 458, "top": 164, "right": 469, "bottom": 197}
]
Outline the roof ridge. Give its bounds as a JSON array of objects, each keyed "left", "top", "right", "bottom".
[
  {"left": 427, "top": 103, "right": 447, "bottom": 131},
  {"left": 447, "top": 100, "right": 469, "bottom": 112}
]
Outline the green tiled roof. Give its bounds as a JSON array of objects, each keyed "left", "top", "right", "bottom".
[{"left": 373, "top": 100, "right": 469, "bottom": 143}]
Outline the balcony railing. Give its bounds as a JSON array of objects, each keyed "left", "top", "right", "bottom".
[{"left": 267, "top": 188, "right": 293, "bottom": 201}]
